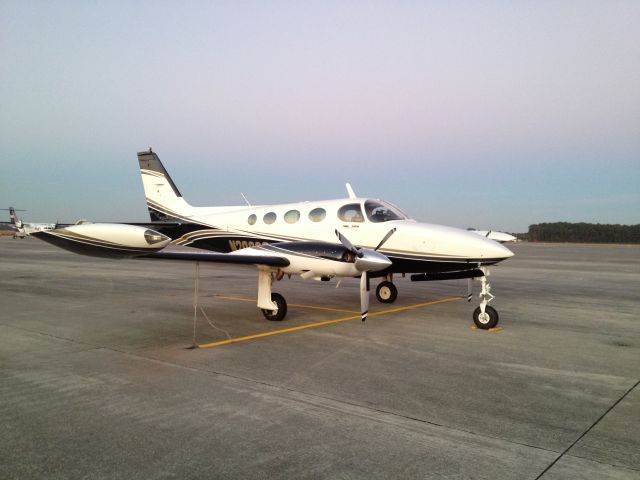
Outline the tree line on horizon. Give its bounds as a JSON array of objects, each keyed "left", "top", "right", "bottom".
[{"left": 521, "top": 222, "right": 640, "bottom": 244}]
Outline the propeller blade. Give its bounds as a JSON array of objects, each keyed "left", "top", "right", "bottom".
[
  {"left": 335, "top": 229, "right": 362, "bottom": 257},
  {"left": 360, "top": 272, "right": 369, "bottom": 321},
  {"left": 374, "top": 228, "right": 397, "bottom": 251}
]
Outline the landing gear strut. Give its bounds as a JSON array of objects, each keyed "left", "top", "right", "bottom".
[
  {"left": 257, "top": 269, "right": 288, "bottom": 321},
  {"left": 472, "top": 267, "right": 499, "bottom": 329}
]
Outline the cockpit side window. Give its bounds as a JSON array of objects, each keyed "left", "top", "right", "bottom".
[
  {"left": 338, "top": 203, "right": 364, "bottom": 223},
  {"left": 364, "top": 200, "right": 407, "bottom": 223}
]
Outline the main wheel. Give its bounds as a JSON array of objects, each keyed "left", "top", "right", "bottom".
[
  {"left": 473, "top": 305, "right": 499, "bottom": 329},
  {"left": 376, "top": 281, "right": 398, "bottom": 303},
  {"left": 261, "top": 293, "right": 287, "bottom": 321}
]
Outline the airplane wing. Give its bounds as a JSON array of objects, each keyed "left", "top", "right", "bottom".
[
  {"left": 32, "top": 224, "right": 290, "bottom": 267},
  {"left": 143, "top": 250, "right": 290, "bottom": 267}
]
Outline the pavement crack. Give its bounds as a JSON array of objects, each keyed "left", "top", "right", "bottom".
[
  {"left": 0, "top": 322, "right": 104, "bottom": 350},
  {"left": 564, "top": 453, "right": 640, "bottom": 473},
  {"left": 534, "top": 378, "right": 640, "bottom": 479},
  {"left": 90, "top": 346, "right": 562, "bottom": 456}
]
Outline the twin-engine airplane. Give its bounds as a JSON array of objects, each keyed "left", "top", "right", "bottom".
[
  {"left": 1, "top": 207, "right": 55, "bottom": 238},
  {"left": 467, "top": 228, "right": 517, "bottom": 243},
  {"left": 34, "top": 149, "right": 514, "bottom": 329}
]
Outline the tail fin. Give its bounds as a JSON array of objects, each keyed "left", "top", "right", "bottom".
[
  {"left": 8, "top": 207, "right": 23, "bottom": 228},
  {"left": 137, "top": 149, "right": 192, "bottom": 221}
]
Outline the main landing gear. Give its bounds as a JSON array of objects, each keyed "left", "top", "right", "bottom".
[
  {"left": 257, "top": 269, "right": 288, "bottom": 321},
  {"left": 376, "top": 280, "right": 398, "bottom": 303},
  {"left": 261, "top": 293, "right": 287, "bottom": 321},
  {"left": 470, "top": 267, "right": 499, "bottom": 329}
]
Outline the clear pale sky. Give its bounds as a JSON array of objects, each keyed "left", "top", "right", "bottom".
[{"left": 1, "top": 1, "right": 639, "bottom": 232}]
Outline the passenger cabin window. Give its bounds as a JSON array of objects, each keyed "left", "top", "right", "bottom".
[
  {"left": 248, "top": 214, "right": 257, "bottom": 225},
  {"left": 364, "top": 200, "right": 407, "bottom": 223},
  {"left": 308, "top": 208, "right": 326, "bottom": 222},
  {"left": 263, "top": 212, "right": 277, "bottom": 224},
  {"left": 338, "top": 203, "right": 364, "bottom": 223},
  {"left": 284, "top": 210, "right": 300, "bottom": 224}
]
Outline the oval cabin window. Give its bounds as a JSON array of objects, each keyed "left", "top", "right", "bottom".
[
  {"left": 263, "top": 212, "right": 277, "bottom": 224},
  {"left": 308, "top": 208, "right": 326, "bottom": 222},
  {"left": 248, "top": 214, "right": 257, "bottom": 225},
  {"left": 338, "top": 203, "right": 365, "bottom": 222},
  {"left": 284, "top": 210, "right": 300, "bottom": 224}
]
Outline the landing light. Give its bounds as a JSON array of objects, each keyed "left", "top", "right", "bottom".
[{"left": 144, "top": 229, "right": 169, "bottom": 245}]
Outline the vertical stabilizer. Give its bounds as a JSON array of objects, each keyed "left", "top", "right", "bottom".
[
  {"left": 8, "top": 207, "right": 23, "bottom": 228},
  {"left": 137, "top": 149, "right": 192, "bottom": 221}
]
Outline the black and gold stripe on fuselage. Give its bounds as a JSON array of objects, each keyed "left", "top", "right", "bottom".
[{"left": 146, "top": 212, "right": 500, "bottom": 274}]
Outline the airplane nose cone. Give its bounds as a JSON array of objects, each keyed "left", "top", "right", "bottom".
[{"left": 482, "top": 238, "right": 514, "bottom": 260}]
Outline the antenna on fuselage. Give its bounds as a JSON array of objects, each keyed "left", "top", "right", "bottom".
[
  {"left": 345, "top": 183, "right": 356, "bottom": 199},
  {"left": 240, "top": 192, "right": 251, "bottom": 206}
]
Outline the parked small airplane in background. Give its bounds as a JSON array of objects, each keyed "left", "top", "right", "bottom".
[
  {"left": 467, "top": 228, "right": 517, "bottom": 243},
  {"left": 1, "top": 207, "right": 56, "bottom": 238},
  {"left": 34, "top": 149, "right": 514, "bottom": 329}
]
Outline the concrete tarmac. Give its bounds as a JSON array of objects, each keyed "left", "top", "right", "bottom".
[{"left": 1, "top": 238, "right": 638, "bottom": 479}]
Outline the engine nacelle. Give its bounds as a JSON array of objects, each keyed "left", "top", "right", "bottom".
[{"left": 32, "top": 223, "right": 171, "bottom": 258}]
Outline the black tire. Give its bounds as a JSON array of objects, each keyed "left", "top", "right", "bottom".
[
  {"left": 261, "top": 293, "right": 287, "bottom": 321},
  {"left": 376, "top": 281, "right": 398, "bottom": 303},
  {"left": 473, "top": 306, "right": 499, "bottom": 329}
]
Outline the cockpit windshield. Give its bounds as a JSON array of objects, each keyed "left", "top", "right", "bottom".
[{"left": 364, "top": 200, "right": 409, "bottom": 223}]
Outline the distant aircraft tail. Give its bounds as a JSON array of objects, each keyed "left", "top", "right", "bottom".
[
  {"left": 137, "top": 149, "right": 193, "bottom": 222},
  {"left": 8, "top": 207, "right": 23, "bottom": 228}
]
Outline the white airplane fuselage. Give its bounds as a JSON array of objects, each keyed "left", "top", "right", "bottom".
[{"left": 139, "top": 156, "right": 513, "bottom": 275}]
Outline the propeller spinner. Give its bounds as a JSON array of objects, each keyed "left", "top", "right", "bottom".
[{"left": 335, "top": 228, "right": 396, "bottom": 321}]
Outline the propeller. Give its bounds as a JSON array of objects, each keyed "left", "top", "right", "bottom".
[
  {"left": 335, "top": 229, "right": 362, "bottom": 257},
  {"left": 335, "top": 228, "right": 396, "bottom": 321},
  {"left": 360, "top": 272, "right": 369, "bottom": 321},
  {"left": 374, "top": 228, "right": 397, "bottom": 252}
]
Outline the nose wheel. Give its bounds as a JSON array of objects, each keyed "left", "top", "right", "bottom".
[{"left": 473, "top": 305, "right": 499, "bottom": 329}]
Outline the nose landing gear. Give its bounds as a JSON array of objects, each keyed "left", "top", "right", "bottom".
[{"left": 471, "top": 267, "right": 499, "bottom": 329}]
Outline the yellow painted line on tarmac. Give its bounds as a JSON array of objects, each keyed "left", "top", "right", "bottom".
[
  {"left": 197, "top": 296, "right": 462, "bottom": 349},
  {"left": 287, "top": 303, "right": 360, "bottom": 314},
  {"left": 210, "top": 295, "right": 255, "bottom": 303},
  {"left": 211, "top": 294, "right": 360, "bottom": 314},
  {"left": 471, "top": 326, "right": 504, "bottom": 332}
]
